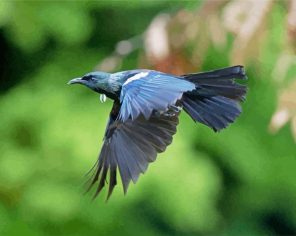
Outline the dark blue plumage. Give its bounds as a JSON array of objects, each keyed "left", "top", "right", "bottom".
[
  {"left": 119, "top": 70, "right": 195, "bottom": 121},
  {"left": 68, "top": 66, "right": 247, "bottom": 199}
]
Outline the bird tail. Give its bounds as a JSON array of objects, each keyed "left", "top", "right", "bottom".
[{"left": 181, "top": 66, "right": 247, "bottom": 132}]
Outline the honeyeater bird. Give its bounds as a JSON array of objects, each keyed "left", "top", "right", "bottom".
[{"left": 68, "top": 66, "right": 247, "bottom": 200}]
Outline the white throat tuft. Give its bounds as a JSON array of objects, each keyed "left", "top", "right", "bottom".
[{"left": 100, "top": 94, "right": 107, "bottom": 103}]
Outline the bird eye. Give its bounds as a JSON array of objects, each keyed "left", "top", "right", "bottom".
[{"left": 82, "top": 75, "right": 92, "bottom": 81}]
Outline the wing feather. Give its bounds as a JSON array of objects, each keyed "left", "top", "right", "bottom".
[
  {"left": 119, "top": 71, "right": 194, "bottom": 121},
  {"left": 86, "top": 102, "right": 180, "bottom": 200}
]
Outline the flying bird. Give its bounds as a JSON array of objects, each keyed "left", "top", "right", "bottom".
[{"left": 68, "top": 66, "right": 247, "bottom": 200}]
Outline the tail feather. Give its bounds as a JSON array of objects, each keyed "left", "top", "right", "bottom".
[
  {"left": 182, "top": 65, "right": 247, "bottom": 81},
  {"left": 181, "top": 66, "right": 247, "bottom": 132}
]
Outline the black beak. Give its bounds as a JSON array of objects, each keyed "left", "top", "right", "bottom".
[{"left": 67, "top": 78, "right": 85, "bottom": 85}]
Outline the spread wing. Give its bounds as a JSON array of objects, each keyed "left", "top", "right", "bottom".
[
  {"left": 87, "top": 102, "right": 180, "bottom": 200},
  {"left": 118, "top": 71, "right": 195, "bottom": 122}
]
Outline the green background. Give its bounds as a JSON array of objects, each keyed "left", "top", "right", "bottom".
[{"left": 1, "top": 1, "right": 296, "bottom": 235}]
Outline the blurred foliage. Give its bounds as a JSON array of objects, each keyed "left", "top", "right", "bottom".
[{"left": 0, "top": 1, "right": 296, "bottom": 236}]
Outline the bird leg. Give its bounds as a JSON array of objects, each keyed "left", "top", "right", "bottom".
[
  {"left": 154, "top": 105, "right": 182, "bottom": 117},
  {"left": 169, "top": 104, "right": 182, "bottom": 113}
]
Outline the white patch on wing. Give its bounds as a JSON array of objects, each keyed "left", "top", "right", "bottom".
[{"left": 123, "top": 72, "right": 149, "bottom": 86}]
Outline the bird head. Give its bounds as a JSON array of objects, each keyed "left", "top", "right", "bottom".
[{"left": 68, "top": 72, "right": 111, "bottom": 92}]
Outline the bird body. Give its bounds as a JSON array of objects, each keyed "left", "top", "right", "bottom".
[{"left": 68, "top": 66, "right": 247, "bottom": 199}]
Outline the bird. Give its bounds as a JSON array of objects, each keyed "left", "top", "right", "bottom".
[{"left": 68, "top": 66, "right": 247, "bottom": 200}]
